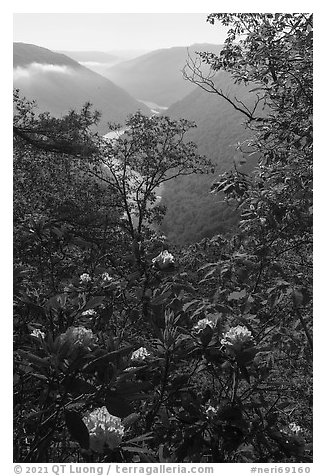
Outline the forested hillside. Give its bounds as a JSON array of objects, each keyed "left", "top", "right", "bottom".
[
  {"left": 104, "top": 43, "right": 222, "bottom": 106},
  {"left": 13, "top": 43, "right": 150, "bottom": 134},
  {"left": 13, "top": 14, "right": 312, "bottom": 464},
  {"left": 57, "top": 50, "right": 122, "bottom": 76},
  {"left": 160, "top": 71, "right": 258, "bottom": 244}
]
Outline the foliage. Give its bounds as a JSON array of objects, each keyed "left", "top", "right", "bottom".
[{"left": 13, "top": 13, "right": 312, "bottom": 464}]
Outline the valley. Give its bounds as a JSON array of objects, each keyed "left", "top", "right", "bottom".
[{"left": 13, "top": 42, "right": 258, "bottom": 245}]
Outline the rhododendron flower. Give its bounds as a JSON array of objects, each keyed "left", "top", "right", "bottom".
[
  {"left": 60, "top": 326, "right": 96, "bottom": 348},
  {"left": 206, "top": 405, "right": 218, "bottom": 417},
  {"left": 288, "top": 422, "right": 302, "bottom": 434},
  {"left": 102, "top": 272, "right": 113, "bottom": 283},
  {"left": 83, "top": 406, "right": 124, "bottom": 453},
  {"left": 82, "top": 309, "right": 97, "bottom": 317},
  {"left": 221, "top": 325, "right": 254, "bottom": 350},
  {"left": 80, "top": 273, "right": 91, "bottom": 283},
  {"left": 193, "top": 318, "right": 215, "bottom": 332},
  {"left": 30, "top": 329, "right": 45, "bottom": 339},
  {"left": 131, "top": 347, "right": 150, "bottom": 362},
  {"left": 152, "top": 250, "right": 175, "bottom": 270}
]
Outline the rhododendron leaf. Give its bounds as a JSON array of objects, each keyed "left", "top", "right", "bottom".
[
  {"left": 115, "top": 381, "right": 153, "bottom": 394},
  {"left": 63, "top": 377, "right": 97, "bottom": 395},
  {"left": 83, "top": 345, "right": 134, "bottom": 371},
  {"left": 198, "top": 262, "right": 219, "bottom": 271},
  {"left": 105, "top": 393, "right": 132, "bottom": 417},
  {"left": 158, "top": 443, "right": 170, "bottom": 462},
  {"left": 183, "top": 300, "right": 200, "bottom": 312},
  {"left": 45, "top": 294, "right": 67, "bottom": 310},
  {"left": 82, "top": 295, "right": 105, "bottom": 311},
  {"left": 236, "top": 348, "right": 257, "bottom": 365},
  {"left": 124, "top": 432, "right": 153, "bottom": 444},
  {"left": 122, "top": 413, "right": 140, "bottom": 428},
  {"left": 151, "top": 291, "right": 172, "bottom": 305},
  {"left": 122, "top": 446, "right": 154, "bottom": 455},
  {"left": 65, "top": 410, "right": 89, "bottom": 450},
  {"left": 228, "top": 289, "right": 247, "bottom": 301},
  {"left": 200, "top": 326, "right": 213, "bottom": 346},
  {"left": 17, "top": 350, "right": 50, "bottom": 369},
  {"left": 239, "top": 365, "right": 251, "bottom": 384}
]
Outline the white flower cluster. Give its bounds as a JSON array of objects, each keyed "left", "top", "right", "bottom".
[
  {"left": 102, "top": 272, "right": 113, "bottom": 283},
  {"left": 193, "top": 318, "right": 215, "bottom": 332},
  {"left": 131, "top": 347, "right": 150, "bottom": 363},
  {"left": 83, "top": 406, "right": 124, "bottom": 453},
  {"left": 60, "top": 326, "right": 96, "bottom": 348},
  {"left": 152, "top": 250, "right": 175, "bottom": 270},
  {"left": 82, "top": 309, "right": 97, "bottom": 317},
  {"left": 288, "top": 422, "right": 302, "bottom": 435},
  {"left": 205, "top": 405, "right": 218, "bottom": 417},
  {"left": 30, "top": 329, "right": 45, "bottom": 339},
  {"left": 221, "top": 325, "right": 254, "bottom": 349},
  {"left": 80, "top": 273, "right": 91, "bottom": 283}
]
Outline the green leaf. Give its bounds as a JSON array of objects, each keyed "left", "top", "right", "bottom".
[
  {"left": 228, "top": 289, "right": 247, "bottom": 301},
  {"left": 82, "top": 295, "right": 105, "bottom": 311},
  {"left": 124, "top": 432, "right": 153, "bottom": 444},
  {"left": 83, "top": 346, "right": 134, "bottom": 371},
  {"left": 63, "top": 377, "right": 97, "bottom": 395},
  {"left": 151, "top": 291, "right": 172, "bottom": 306},
  {"left": 198, "top": 262, "right": 218, "bottom": 271},
  {"left": 122, "top": 413, "right": 140, "bottom": 428},
  {"left": 121, "top": 446, "right": 153, "bottom": 454},
  {"left": 239, "top": 365, "right": 251, "bottom": 384},
  {"left": 292, "top": 288, "right": 303, "bottom": 306},
  {"left": 17, "top": 350, "right": 50, "bottom": 370},
  {"left": 115, "top": 380, "right": 153, "bottom": 394},
  {"left": 183, "top": 300, "right": 200, "bottom": 312},
  {"left": 64, "top": 410, "right": 89, "bottom": 450},
  {"left": 105, "top": 392, "right": 132, "bottom": 418}
]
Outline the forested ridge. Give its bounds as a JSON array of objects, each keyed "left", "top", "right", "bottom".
[
  {"left": 103, "top": 43, "right": 223, "bottom": 107},
  {"left": 161, "top": 70, "right": 258, "bottom": 244},
  {"left": 13, "top": 14, "right": 313, "bottom": 464},
  {"left": 13, "top": 42, "right": 150, "bottom": 134}
]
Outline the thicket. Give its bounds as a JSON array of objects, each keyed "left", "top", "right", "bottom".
[{"left": 13, "top": 13, "right": 312, "bottom": 463}]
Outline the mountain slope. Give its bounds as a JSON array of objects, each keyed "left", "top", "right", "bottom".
[
  {"left": 13, "top": 43, "right": 150, "bottom": 134},
  {"left": 57, "top": 50, "right": 121, "bottom": 75},
  {"left": 160, "top": 71, "right": 259, "bottom": 244},
  {"left": 14, "top": 43, "right": 78, "bottom": 68},
  {"left": 103, "top": 43, "right": 223, "bottom": 107}
]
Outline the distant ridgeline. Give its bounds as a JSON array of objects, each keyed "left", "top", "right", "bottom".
[
  {"left": 13, "top": 42, "right": 151, "bottom": 135},
  {"left": 103, "top": 43, "right": 223, "bottom": 107},
  {"left": 159, "top": 71, "right": 259, "bottom": 245}
]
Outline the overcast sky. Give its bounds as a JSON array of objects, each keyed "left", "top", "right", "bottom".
[{"left": 13, "top": 13, "right": 229, "bottom": 52}]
